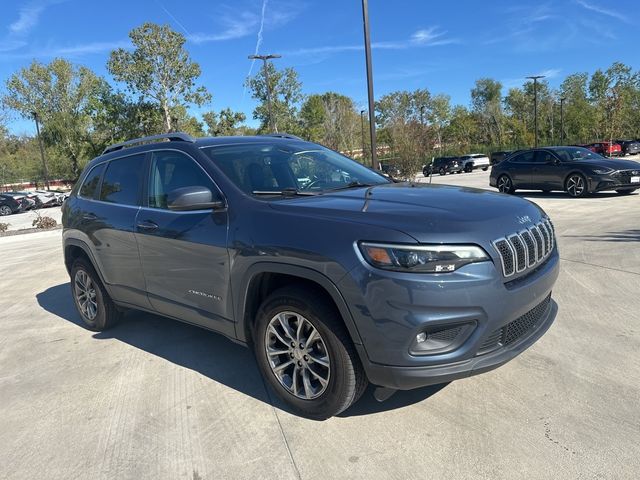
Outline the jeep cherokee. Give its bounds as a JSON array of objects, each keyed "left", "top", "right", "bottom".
[{"left": 62, "top": 132, "right": 559, "bottom": 419}]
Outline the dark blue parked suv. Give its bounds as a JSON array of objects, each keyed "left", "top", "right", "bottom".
[{"left": 62, "top": 133, "right": 559, "bottom": 418}]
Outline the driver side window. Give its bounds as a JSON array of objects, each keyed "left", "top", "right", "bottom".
[{"left": 148, "top": 151, "right": 217, "bottom": 209}]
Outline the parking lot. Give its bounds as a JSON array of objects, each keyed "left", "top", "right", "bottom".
[{"left": 1, "top": 171, "right": 639, "bottom": 480}]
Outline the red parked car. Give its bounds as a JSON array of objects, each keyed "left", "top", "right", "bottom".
[{"left": 587, "top": 142, "right": 622, "bottom": 157}]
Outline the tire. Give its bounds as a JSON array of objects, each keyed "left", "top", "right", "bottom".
[
  {"left": 464, "top": 164, "right": 473, "bottom": 173},
  {"left": 482, "top": 167, "right": 489, "bottom": 171},
  {"left": 542, "top": 190, "right": 551, "bottom": 193},
  {"left": 565, "top": 173, "right": 588, "bottom": 198},
  {"left": 439, "top": 168, "right": 446, "bottom": 176},
  {"left": 497, "top": 174, "right": 515, "bottom": 194},
  {"left": 0, "top": 205, "right": 12, "bottom": 216},
  {"left": 616, "top": 188, "right": 637, "bottom": 195},
  {"left": 70, "top": 258, "right": 121, "bottom": 331},
  {"left": 253, "top": 285, "right": 367, "bottom": 420}
]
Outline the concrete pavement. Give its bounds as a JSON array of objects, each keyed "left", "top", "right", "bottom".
[{"left": 0, "top": 175, "right": 639, "bottom": 479}]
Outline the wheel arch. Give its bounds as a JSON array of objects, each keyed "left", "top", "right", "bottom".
[
  {"left": 563, "top": 170, "right": 587, "bottom": 189},
  {"left": 64, "top": 239, "right": 110, "bottom": 291},
  {"left": 234, "top": 263, "right": 364, "bottom": 349}
]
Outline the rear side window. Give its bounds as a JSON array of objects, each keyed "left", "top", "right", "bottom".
[
  {"left": 100, "top": 154, "right": 145, "bottom": 206},
  {"left": 148, "top": 151, "right": 216, "bottom": 209},
  {"left": 79, "top": 163, "right": 106, "bottom": 199},
  {"left": 510, "top": 151, "right": 534, "bottom": 163}
]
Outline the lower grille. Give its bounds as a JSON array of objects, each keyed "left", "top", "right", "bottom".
[{"left": 477, "top": 294, "right": 551, "bottom": 355}]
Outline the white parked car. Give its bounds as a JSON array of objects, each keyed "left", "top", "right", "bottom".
[{"left": 459, "top": 154, "right": 490, "bottom": 172}]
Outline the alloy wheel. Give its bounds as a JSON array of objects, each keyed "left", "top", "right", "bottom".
[
  {"left": 0, "top": 205, "right": 11, "bottom": 216},
  {"left": 566, "top": 175, "right": 585, "bottom": 197},
  {"left": 498, "top": 176, "right": 512, "bottom": 193},
  {"left": 74, "top": 270, "right": 98, "bottom": 320},
  {"left": 264, "top": 311, "right": 330, "bottom": 400}
]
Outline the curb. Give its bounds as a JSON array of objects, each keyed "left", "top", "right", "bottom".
[{"left": 0, "top": 225, "right": 62, "bottom": 238}]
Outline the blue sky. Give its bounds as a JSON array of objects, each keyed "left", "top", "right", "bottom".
[{"left": 1, "top": 0, "right": 639, "bottom": 134}]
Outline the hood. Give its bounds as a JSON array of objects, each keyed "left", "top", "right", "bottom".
[
  {"left": 576, "top": 158, "right": 640, "bottom": 170},
  {"left": 268, "top": 183, "right": 546, "bottom": 244}
]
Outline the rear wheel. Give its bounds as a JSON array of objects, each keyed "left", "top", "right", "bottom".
[
  {"left": 565, "top": 173, "right": 588, "bottom": 197},
  {"left": 253, "top": 286, "right": 367, "bottom": 419},
  {"left": 70, "top": 258, "right": 121, "bottom": 331},
  {"left": 0, "top": 205, "right": 11, "bottom": 216},
  {"left": 439, "top": 167, "right": 446, "bottom": 176},
  {"left": 616, "top": 188, "right": 637, "bottom": 195},
  {"left": 497, "top": 175, "right": 515, "bottom": 194}
]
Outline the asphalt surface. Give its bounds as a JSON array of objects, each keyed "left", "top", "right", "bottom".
[{"left": 1, "top": 172, "right": 639, "bottom": 480}]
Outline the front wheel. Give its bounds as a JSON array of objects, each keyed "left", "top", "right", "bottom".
[
  {"left": 482, "top": 167, "right": 489, "bottom": 171},
  {"left": 464, "top": 164, "right": 473, "bottom": 173},
  {"left": 497, "top": 175, "right": 515, "bottom": 194},
  {"left": 253, "top": 286, "right": 367, "bottom": 419},
  {"left": 439, "top": 168, "right": 446, "bottom": 176},
  {"left": 616, "top": 188, "right": 637, "bottom": 195},
  {"left": 565, "top": 174, "right": 588, "bottom": 197}
]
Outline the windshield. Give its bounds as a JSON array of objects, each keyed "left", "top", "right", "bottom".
[
  {"left": 201, "top": 142, "right": 390, "bottom": 195},
  {"left": 553, "top": 147, "right": 605, "bottom": 162}
]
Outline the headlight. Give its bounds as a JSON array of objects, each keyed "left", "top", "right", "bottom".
[
  {"left": 592, "top": 167, "right": 613, "bottom": 174},
  {"left": 358, "top": 242, "right": 490, "bottom": 273}
]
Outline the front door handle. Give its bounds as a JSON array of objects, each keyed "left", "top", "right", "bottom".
[{"left": 136, "top": 220, "right": 159, "bottom": 231}]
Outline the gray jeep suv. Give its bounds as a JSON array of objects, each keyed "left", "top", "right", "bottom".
[{"left": 62, "top": 133, "right": 559, "bottom": 419}]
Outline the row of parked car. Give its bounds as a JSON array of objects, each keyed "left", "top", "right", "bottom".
[
  {"left": 0, "top": 190, "right": 68, "bottom": 216},
  {"left": 423, "top": 153, "right": 491, "bottom": 176}
]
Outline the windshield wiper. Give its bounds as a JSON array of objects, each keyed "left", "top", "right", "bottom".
[
  {"left": 252, "top": 188, "right": 317, "bottom": 197},
  {"left": 326, "top": 181, "right": 379, "bottom": 192}
]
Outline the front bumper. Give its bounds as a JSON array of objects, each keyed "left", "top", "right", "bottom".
[
  {"left": 588, "top": 172, "right": 640, "bottom": 191},
  {"left": 339, "top": 247, "right": 560, "bottom": 390}
]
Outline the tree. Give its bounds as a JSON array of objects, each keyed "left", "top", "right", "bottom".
[
  {"left": 299, "top": 92, "right": 359, "bottom": 151},
  {"left": 108, "top": 22, "right": 211, "bottom": 133},
  {"left": 246, "top": 62, "right": 303, "bottom": 133},
  {"left": 471, "top": 78, "right": 504, "bottom": 145},
  {"left": 3, "top": 58, "right": 104, "bottom": 178},
  {"left": 202, "top": 108, "right": 246, "bottom": 136}
]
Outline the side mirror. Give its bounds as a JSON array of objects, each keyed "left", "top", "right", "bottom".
[{"left": 167, "top": 186, "right": 225, "bottom": 211}]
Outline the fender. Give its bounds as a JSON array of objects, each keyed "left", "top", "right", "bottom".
[
  {"left": 63, "top": 237, "right": 116, "bottom": 298},
  {"left": 233, "top": 262, "right": 364, "bottom": 347}
]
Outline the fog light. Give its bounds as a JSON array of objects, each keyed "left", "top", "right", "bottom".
[{"left": 416, "top": 332, "right": 427, "bottom": 343}]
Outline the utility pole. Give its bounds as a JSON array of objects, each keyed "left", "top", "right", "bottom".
[
  {"left": 361, "top": 0, "right": 378, "bottom": 169},
  {"left": 32, "top": 111, "right": 50, "bottom": 190},
  {"left": 360, "top": 110, "right": 366, "bottom": 162},
  {"left": 248, "top": 54, "right": 282, "bottom": 133},
  {"left": 560, "top": 97, "right": 566, "bottom": 145},
  {"left": 526, "top": 75, "right": 545, "bottom": 148}
]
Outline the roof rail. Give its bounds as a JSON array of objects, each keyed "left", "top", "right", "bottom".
[
  {"left": 260, "top": 133, "right": 302, "bottom": 140},
  {"left": 102, "top": 132, "right": 195, "bottom": 155}
]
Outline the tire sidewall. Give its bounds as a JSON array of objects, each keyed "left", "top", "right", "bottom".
[
  {"left": 566, "top": 173, "right": 587, "bottom": 197},
  {"left": 253, "top": 292, "right": 357, "bottom": 419},
  {"left": 70, "top": 260, "right": 108, "bottom": 331}
]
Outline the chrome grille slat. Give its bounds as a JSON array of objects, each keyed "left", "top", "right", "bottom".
[{"left": 493, "top": 219, "right": 555, "bottom": 279}]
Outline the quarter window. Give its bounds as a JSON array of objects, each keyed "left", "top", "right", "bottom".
[
  {"left": 100, "top": 154, "right": 145, "bottom": 205},
  {"left": 79, "top": 163, "right": 105, "bottom": 199},
  {"left": 148, "top": 151, "right": 216, "bottom": 209}
]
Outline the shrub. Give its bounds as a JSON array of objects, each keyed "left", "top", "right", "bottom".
[
  {"left": 32, "top": 211, "right": 57, "bottom": 229},
  {"left": 0, "top": 223, "right": 9, "bottom": 233}
]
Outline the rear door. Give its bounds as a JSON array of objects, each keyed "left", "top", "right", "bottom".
[
  {"left": 83, "top": 153, "right": 150, "bottom": 308},
  {"left": 135, "top": 149, "right": 233, "bottom": 336},
  {"left": 532, "top": 150, "right": 563, "bottom": 190},
  {"left": 505, "top": 151, "right": 535, "bottom": 188}
]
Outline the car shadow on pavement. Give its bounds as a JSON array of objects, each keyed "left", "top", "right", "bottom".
[
  {"left": 514, "top": 191, "right": 630, "bottom": 199},
  {"left": 561, "top": 229, "right": 640, "bottom": 243},
  {"left": 37, "top": 283, "right": 447, "bottom": 419}
]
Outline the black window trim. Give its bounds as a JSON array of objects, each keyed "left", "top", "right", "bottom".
[
  {"left": 142, "top": 148, "right": 227, "bottom": 212},
  {"left": 88, "top": 151, "right": 149, "bottom": 207}
]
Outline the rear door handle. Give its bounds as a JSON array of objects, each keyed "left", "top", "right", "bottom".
[
  {"left": 136, "top": 220, "right": 159, "bottom": 231},
  {"left": 82, "top": 213, "right": 97, "bottom": 220}
]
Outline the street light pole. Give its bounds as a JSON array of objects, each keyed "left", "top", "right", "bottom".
[
  {"left": 361, "top": 0, "right": 378, "bottom": 169},
  {"left": 248, "top": 54, "right": 282, "bottom": 133},
  {"left": 560, "top": 97, "right": 566, "bottom": 145},
  {"left": 526, "top": 75, "right": 545, "bottom": 148},
  {"left": 360, "top": 110, "right": 366, "bottom": 162},
  {"left": 31, "top": 111, "right": 50, "bottom": 190}
]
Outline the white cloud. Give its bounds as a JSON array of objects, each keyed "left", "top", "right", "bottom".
[
  {"left": 9, "top": 0, "right": 65, "bottom": 36},
  {"left": 284, "top": 27, "right": 458, "bottom": 57},
  {"left": 575, "top": 0, "right": 628, "bottom": 22}
]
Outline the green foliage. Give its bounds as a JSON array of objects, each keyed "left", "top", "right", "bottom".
[
  {"left": 299, "top": 92, "right": 359, "bottom": 151},
  {"left": 203, "top": 108, "right": 247, "bottom": 136},
  {"left": 246, "top": 62, "right": 303, "bottom": 133},
  {"left": 107, "top": 22, "right": 211, "bottom": 132}
]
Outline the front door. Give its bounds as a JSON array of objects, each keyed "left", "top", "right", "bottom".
[
  {"left": 531, "top": 150, "right": 563, "bottom": 190},
  {"left": 135, "top": 149, "right": 233, "bottom": 337}
]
